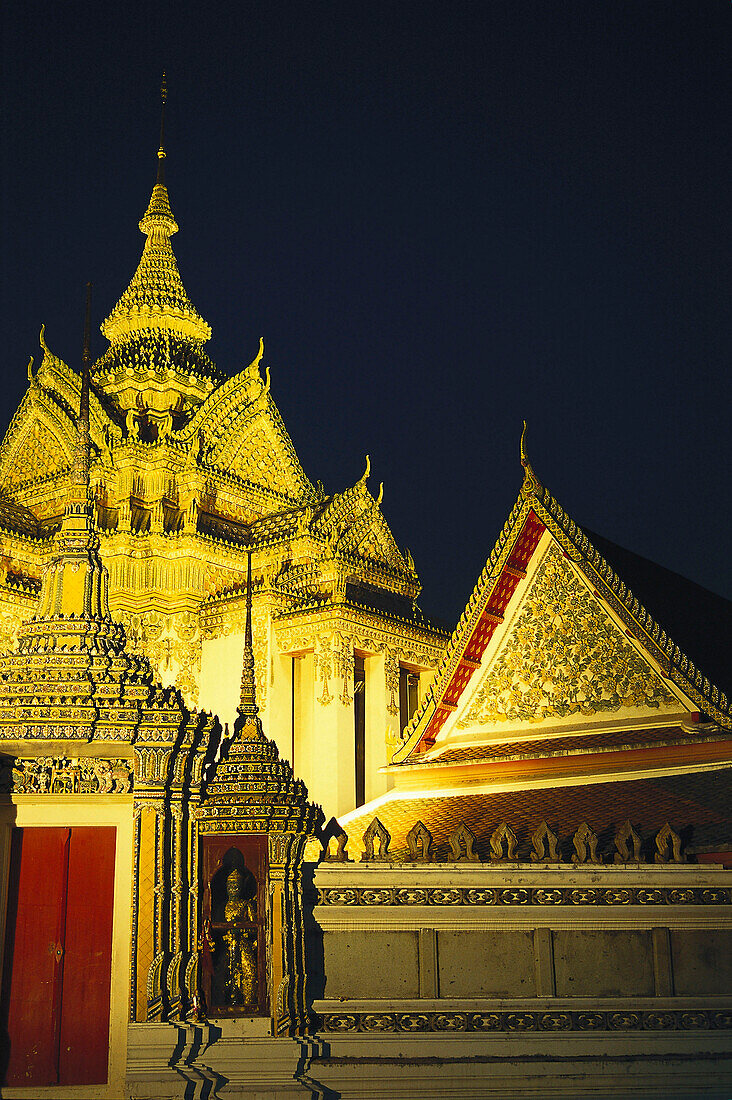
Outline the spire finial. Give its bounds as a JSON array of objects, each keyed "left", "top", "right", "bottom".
[
  {"left": 520, "top": 420, "right": 529, "bottom": 467},
  {"left": 32, "top": 280, "right": 112, "bottom": 623},
  {"left": 74, "top": 282, "right": 92, "bottom": 491},
  {"left": 157, "top": 72, "right": 167, "bottom": 185},
  {"left": 237, "top": 538, "right": 259, "bottom": 719},
  {"left": 100, "top": 74, "right": 212, "bottom": 347},
  {"left": 359, "top": 454, "right": 371, "bottom": 484},
  {"left": 520, "top": 420, "right": 540, "bottom": 497}
]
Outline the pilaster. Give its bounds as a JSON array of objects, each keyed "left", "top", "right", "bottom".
[{"left": 365, "top": 651, "right": 395, "bottom": 803}]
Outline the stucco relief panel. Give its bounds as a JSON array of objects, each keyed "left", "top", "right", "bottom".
[
  {"left": 0, "top": 606, "right": 28, "bottom": 655},
  {"left": 120, "top": 609, "right": 202, "bottom": 709},
  {"left": 458, "top": 544, "right": 677, "bottom": 729}
]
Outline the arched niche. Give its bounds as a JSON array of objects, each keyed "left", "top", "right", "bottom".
[{"left": 200, "top": 835, "right": 268, "bottom": 1018}]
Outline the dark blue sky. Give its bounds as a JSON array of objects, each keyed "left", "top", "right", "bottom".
[{"left": 2, "top": 2, "right": 730, "bottom": 624}]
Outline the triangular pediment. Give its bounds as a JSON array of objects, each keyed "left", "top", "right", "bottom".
[
  {"left": 185, "top": 360, "right": 314, "bottom": 502},
  {"left": 445, "top": 538, "right": 684, "bottom": 747},
  {"left": 213, "top": 401, "right": 307, "bottom": 496},
  {"left": 393, "top": 469, "right": 728, "bottom": 764},
  {"left": 0, "top": 397, "right": 75, "bottom": 491},
  {"left": 353, "top": 518, "right": 405, "bottom": 570},
  {"left": 314, "top": 483, "right": 410, "bottom": 573}
]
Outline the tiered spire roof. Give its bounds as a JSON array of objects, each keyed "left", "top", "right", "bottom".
[
  {"left": 200, "top": 533, "right": 322, "bottom": 836},
  {"left": 100, "top": 74, "right": 211, "bottom": 347}
]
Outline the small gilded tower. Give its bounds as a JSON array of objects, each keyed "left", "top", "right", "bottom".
[{"left": 197, "top": 546, "right": 322, "bottom": 1033}]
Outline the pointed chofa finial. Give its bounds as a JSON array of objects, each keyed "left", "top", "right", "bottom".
[
  {"left": 238, "top": 538, "right": 259, "bottom": 718},
  {"left": 157, "top": 71, "right": 168, "bottom": 184},
  {"left": 519, "top": 420, "right": 539, "bottom": 496},
  {"left": 360, "top": 454, "right": 371, "bottom": 483}
]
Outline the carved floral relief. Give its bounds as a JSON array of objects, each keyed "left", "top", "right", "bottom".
[{"left": 458, "top": 544, "right": 677, "bottom": 728}]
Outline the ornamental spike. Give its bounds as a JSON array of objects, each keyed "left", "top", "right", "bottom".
[
  {"left": 238, "top": 542, "right": 259, "bottom": 718},
  {"left": 360, "top": 454, "right": 371, "bottom": 483},
  {"left": 74, "top": 282, "right": 92, "bottom": 493},
  {"left": 157, "top": 71, "right": 168, "bottom": 185}
]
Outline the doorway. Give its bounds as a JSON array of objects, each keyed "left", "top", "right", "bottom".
[{"left": 0, "top": 826, "right": 116, "bottom": 1086}]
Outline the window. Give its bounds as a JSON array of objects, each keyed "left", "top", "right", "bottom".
[{"left": 399, "top": 667, "right": 420, "bottom": 734}]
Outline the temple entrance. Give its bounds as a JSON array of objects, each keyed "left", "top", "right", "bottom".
[{"left": 0, "top": 826, "right": 116, "bottom": 1086}]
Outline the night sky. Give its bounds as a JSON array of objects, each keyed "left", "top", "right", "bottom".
[{"left": 2, "top": 2, "right": 730, "bottom": 626}]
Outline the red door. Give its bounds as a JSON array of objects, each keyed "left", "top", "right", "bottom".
[{"left": 1, "top": 826, "right": 116, "bottom": 1086}]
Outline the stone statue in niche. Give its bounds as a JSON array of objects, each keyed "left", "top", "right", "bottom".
[
  {"left": 222, "top": 869, "right": 257, "bottom": 1006},
  {"left": 206, "top": 852, "right": 259, "bottom": 1010}
]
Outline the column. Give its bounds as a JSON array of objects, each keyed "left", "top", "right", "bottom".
[
  {"left": 364, "top": 650, "right": 396, "bottom": 804},
  {"left": 306, "top": 634, "right": 356, "bottom": 818}
]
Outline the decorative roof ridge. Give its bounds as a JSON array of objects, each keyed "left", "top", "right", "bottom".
[
  {"left": 393, "top": 433, "right": 732, "bottom": 764},
  {"left": 177, "top": 346, "right": 316, "bottom": 500},
  {"left": 15, "top": 326, "right": 120, "bottom": 457},
  {"left": 312, "top": 460, "right": 410, "bottom": 576},
  {"left": 535, "top": 484, "right": 731, "bottom": 728},
  {"left": 392, "top": 486, "right": 530, "bottom": 764},
  {"left": 37, "top": 323, "right": 70, "bottom": 376},
  {"left": 176, "top": 346, "right": 271, "bottom": 445},
  {"left": 272, "top": 595, "right": 449, "bottom": 634},
  {"left": 0, "top": 327, "right": 74, "bottom": 475}
]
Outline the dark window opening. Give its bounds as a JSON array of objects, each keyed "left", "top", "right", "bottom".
[{"left": 399, "top": 667, "right": 420, "bottom": 734}]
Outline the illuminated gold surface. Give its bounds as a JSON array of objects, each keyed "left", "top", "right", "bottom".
[
  {"left": 458, "top": 544, "right": 677, "bottom": 728},
  {"left": 101, "top": 180, "right": 211, "bottom": 346}
]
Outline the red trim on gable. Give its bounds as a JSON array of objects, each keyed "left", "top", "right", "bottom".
[
  {"left": 416, "top": 510, "right": 545, "bottom": 753},
  {"left": 695, "top": 851, "right": 732, "bottom": 869}
]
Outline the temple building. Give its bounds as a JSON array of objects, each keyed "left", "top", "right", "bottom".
[
  {"left": 0, "top": 92, "right": 446, "bottom": 819},
  {"left": 0, "top": 95, "right": 730, "bottom": 1099}
]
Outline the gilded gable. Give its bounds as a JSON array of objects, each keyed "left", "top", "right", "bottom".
[
  {"left": 1, "top": 410, "right": 74, "bottom": 490},
  {"left": 456, "top": 543, "right": 678, "bottom": 731},
  {"left": 205, "top": 395, "right": 314, "bottom": 501}
]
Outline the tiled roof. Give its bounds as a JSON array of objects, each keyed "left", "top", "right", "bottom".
[
  {"left": 587, "top": 530, "right": 732, "bottom": 704},
  {"left": 340, "top": 768, "right": 732, "bottom": 860},
  {"left": 428, "top": 724, "right": 732, "bottom": 765},
  {"left": 0, "top": 494, "right": 39, "bottom": 539}
]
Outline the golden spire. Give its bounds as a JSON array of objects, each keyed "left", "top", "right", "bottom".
[
  {"left": 237, "top": 544, "right": 259, "bottom": 720},
  {"left": 100, "top": 74, "right": 211, "bottom": 346},
  {"left": 72, "top": 281, "right": 92, "bottom": 494},
  {"left": 157, "top": 70, "right": 167, "bottom": 185},
  {"left": 33, "top": 284, "right": 112, "bottom": 624}
]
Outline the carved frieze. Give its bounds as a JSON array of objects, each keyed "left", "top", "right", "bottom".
[
  {"left": 321, "top": 1009, "right": 732, "bottom": 1034},
  {"left": 317, "top": 884, "right": 731, "bottom": 906},
  {"left": 2, "top": 755, "right": 132, "bottom": 794}
]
